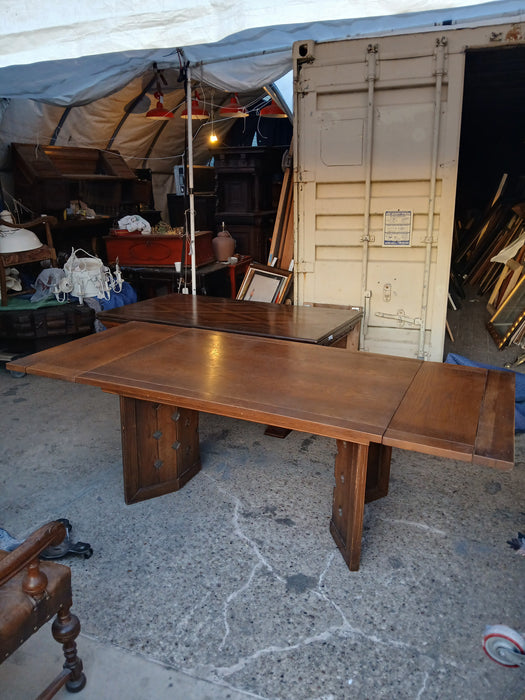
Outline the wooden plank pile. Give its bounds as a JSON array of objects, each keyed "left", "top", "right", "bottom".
[
  {"left": 267, "top": 147, "right": 294, "bottom": 272},
  {"left": 452, "top": 173, "right": 525, "bottom": 349},
  {"left": 486, "top": 209, "right": 525, "bottom": 315}
]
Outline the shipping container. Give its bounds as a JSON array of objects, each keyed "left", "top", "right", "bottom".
[{"left": 292, "top": 19, "right": 525, "bottom": 360}]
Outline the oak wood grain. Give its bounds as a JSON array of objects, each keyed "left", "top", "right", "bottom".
[
  {"left": 77, "top": 324, "right": 422, "bottom": 444},
  {"left": 97, "top": 293, "right": 362, "bottom": 346},
  {"left": 7, "top": 323, "right": 185, "bottom": 381},
  {"left": 330, "top": 441, "right": 370, "bottom": 571},
  {"left": 120, "top": 397, "right": 201, "bottom": 504},
  {"left": 383, "top": 362, "right": 490, "bottom": 461},
  {"left": 474, "top": 369, "right": 515, "bottom": 470},
  {"left": 7, "top": 321, "right": 515, "bottom": 468}
]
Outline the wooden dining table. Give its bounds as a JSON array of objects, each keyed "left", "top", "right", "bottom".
[
  {"left": 96, "top": 293, "right": 363, "bottom": 350},
  {"left": 7, "top": 321, "right": 515, "bottom": 571}
]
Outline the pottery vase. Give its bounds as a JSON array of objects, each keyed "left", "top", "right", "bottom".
[{"left": 212, "top": 225, "right": 236, "bottom": 261}]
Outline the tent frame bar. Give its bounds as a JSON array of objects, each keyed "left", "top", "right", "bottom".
[{"left": 191, "top": 45, "right": 289, "bottom": 68}]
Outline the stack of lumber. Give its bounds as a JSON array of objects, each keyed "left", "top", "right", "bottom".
[
  {"left": 452, "top": 173, "right": 525, "bottom": 348},
  {"left": 267, "top": 148, "right": 294, "bottom": 271},
  {"left": 486, "top": 212, "right": 525, "bottom": 315},
  {"left": 454, "top": 175, "right": 523, "bottom": 291}
]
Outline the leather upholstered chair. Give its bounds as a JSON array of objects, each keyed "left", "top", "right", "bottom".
[{"left": 0, "top": 520, "right": 86, "bottom": 697}]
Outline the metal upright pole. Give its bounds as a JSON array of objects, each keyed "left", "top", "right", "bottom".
[{"left": 185, "top": 65, "right": 197, "bottom": 295}]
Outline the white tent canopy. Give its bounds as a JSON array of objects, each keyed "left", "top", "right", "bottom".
[{"left": 0, "top": 1, "right": 521, "bottom": 103}]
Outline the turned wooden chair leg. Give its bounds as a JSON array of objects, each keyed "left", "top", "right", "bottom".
[{"left": 51, "top": 606, "right": 86, "bottom": 693}]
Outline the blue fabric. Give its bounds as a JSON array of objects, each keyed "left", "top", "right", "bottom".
[
  {"left": 445, "top": 352, "right": 525, "bottom": 432},
  {"left": 97, "top": 281, "right": 137, "bottom": 310},
  {"left": 71, "top": 281, "right": 137, "bottom": 310}
]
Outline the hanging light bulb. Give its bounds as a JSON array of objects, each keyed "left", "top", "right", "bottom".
[
  {"left": 146, "top": 91, "right": 174, "bottom": 120},
  {"left": 219, "top": 93, "right": 248, "bottom": 118},
  {"left": 181, "top": 90, "right": 210, "bottom": 120},
  {"left": 260, "top": 99, "right": 288, "bottom": 118},
  {"left": 208, "top": 99, "right": 219, "bottom": 144}
]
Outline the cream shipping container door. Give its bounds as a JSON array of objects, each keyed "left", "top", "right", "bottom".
[{"left": 292, "top": 21, "right": 525, "bottom": 361}]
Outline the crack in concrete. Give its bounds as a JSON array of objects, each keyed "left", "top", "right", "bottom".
[
  {"left": 177, "top": 591, "right": 211, "bottom": 633},
  {"left": 203, "top": 473, "right": 285, "bottom": 653},
  {"left": 379, "top": 516, "right": 447, "bottom": 536},
  {"left": 198, "top": 474, "right": 460, "bottom": 692},
  {"left": 416, "top": 670, "right": 430, "bottom": 699},
  {"left": 219, "top": 561, "right": 264, "bottom": 651}
]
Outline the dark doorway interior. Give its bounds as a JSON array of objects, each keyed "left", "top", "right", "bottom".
[
  {"left": 455, "top": 45, "right": 525, "bottom": 221},
  {"left": 447, "top": 45, "right": 525, "bottom": 366}
]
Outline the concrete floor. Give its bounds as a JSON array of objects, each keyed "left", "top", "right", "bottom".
[
  {"left": 0, "top": 295, "right": 524, "bottom": 699},
  {"left": 444, "top": 284, "right": 525, "bottom": 368}
]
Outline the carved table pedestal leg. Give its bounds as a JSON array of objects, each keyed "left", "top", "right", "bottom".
[
  {"left": 119, "top": 397, "right": 201, "bottom": 504},
  {"left": 330, "top": 440, "right": 392, "bottom": 571}
]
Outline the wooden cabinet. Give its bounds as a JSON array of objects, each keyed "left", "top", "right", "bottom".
[
  {"left": 167, "top": 194, "right": 216, "bottom": 231},
  {"left": 104, "top": 231, "right": 214, "bottom": 268},
  {"left": 214, "top": 147, "right": 285, "bottom": 262},
  {"left": 217, "top": 213, "right": 276, "bottom": 265},
  {"left": 11, "top": 143, "right": 155, "bottom": 256},
  {"left": 11, "top": 143, "right": 151, "bottom": 218}
]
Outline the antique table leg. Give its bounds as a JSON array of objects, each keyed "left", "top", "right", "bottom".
[
  {"left": 330, "top": 440, "right": 392, "bottom": 571},
  {"left": 364, "top": 442, "right": 392, "bottom": 503},
  {"left": 119, "top": 397, "right": 201, "bottom": 504}
]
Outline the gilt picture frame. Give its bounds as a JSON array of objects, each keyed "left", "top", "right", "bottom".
[
  {"left": 487, "top": 273, "right": 525, "bottom": 349},
  {"left": 236, "top": 263, "right": 293, "bottom": 304}
]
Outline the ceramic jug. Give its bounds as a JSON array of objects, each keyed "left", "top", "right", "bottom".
[{"left": 212, "top": 222, "right": 236, "bottom": 261}]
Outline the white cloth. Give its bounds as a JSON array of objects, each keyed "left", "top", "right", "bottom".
[
  {"left": 117, "top": 215, "right": 152, "bottom": 235},
  {"left": 491, "top": 233, "right": 525, "bottom": 264}
]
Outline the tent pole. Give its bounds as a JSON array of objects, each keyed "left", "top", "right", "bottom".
[{"left": 185, "top": 65, "right": 197, "bottom": 295}]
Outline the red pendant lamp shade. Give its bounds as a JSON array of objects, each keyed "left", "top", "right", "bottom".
[
  {"left": 219, "top": 93, "right": 247, "bottom": 118},
  {"left": 181, "top": 90, "right": 210, "bottom": 120},
  {"left": 146, "top": 91, "right": 174, "bottom": 120},
  {"left": 260, "top": 99, "right": 287, "bottom": 118}
]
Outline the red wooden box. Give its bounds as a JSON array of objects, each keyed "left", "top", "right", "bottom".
[{"left": 104, "top": 231, "right": 215, "bottom": 267}]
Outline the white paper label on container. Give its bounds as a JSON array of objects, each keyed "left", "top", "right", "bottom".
[{"left": 383, "top": 210, "right": 412, "bottom": 247}]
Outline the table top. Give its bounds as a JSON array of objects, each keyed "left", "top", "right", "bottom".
[
  {"left": 97, "top": 294, "right": 363, "bottom": 345},
  {"left": 8, "top": 321, "right": 515, "bottom": 469}
]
